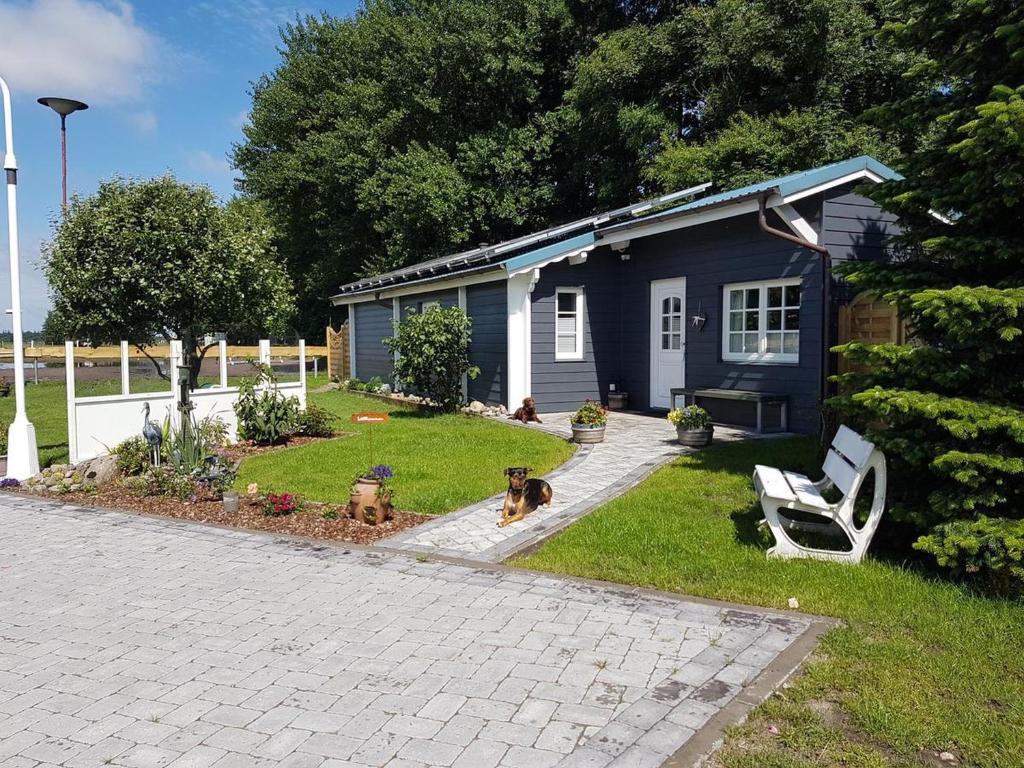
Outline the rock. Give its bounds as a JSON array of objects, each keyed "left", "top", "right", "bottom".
[
  {"left": 83, "top": 455, "right": 119, "bottom": 487},
  {"left": 787, "top": 597, "right": 800, "bottom": 609},
  {"left": 467, "top": 400, "right": 486, "bottom": 414},
  {"left": 939, "top": 752, "right": 959, "bottom": 764}
]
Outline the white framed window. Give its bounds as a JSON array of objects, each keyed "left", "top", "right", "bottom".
[
  {"left": 555, "top": 287, "right": 585, "bottom": 361},
  {"left": 722, "top": 279, "right": 801, "bottom": 363}
]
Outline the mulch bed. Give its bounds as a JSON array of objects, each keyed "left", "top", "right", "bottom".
[{"left": 22, "top": 486, "right": 429, "bottom": 546}]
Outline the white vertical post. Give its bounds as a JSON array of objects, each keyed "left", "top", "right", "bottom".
[
  {"left": 169, "top": 340, "right": 182, "bottom": 433},
  {"left": 506, "top": 270, "right": 536, "bottom": 409},
  {"left": 218, "top": 340, "right": 228, "bottom": 388},
  {"left": 348, "top": 307, "right": 357, "bottom": 379},
  {"left": 298, "top": 339, "right": 307, "bottom": 406},
  {"left": 119, "top": 340, "right": 130, "bottom": 395},
  {"left": 258, "top": 339, "right": 271, "bottom": 366},
  {"left": 458, "top": 286, "right": 469, "bottom": 403},
  {"left": 64, "top": 341, "right": 77, "bottom": 465}
]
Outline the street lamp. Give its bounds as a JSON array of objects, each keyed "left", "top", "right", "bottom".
[
  {"left": 1, "top": 75, "right": 39, "bottom": 479},
  {"left": 37, "top": 96, "right": 88, "bottom": 210}
]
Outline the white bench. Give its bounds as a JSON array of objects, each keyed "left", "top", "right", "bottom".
[{"left": 753, "top": 425, "right": 886, "bottom": 563}]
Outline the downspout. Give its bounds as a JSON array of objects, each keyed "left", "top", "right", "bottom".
[{"left": 757, "top": 194, "right": 832, "bottom": 408}]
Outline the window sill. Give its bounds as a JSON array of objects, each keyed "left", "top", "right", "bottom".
[{"left": 722, "top": 358, "right": 801, "bottom": 366}]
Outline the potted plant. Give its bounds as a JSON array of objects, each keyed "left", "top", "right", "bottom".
[
  {"left": 570, "top": 400, "right": 608, "bottom": 443},
  {"left": 349, "top": 464, "right": 394, "bottom": 525},
  {"left": 667, "top": 405, "right": 714, "bottom": 447}
]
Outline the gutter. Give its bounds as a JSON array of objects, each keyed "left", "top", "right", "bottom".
[{"left": 757, "top": 193, "right": 833, "bottom": 409}]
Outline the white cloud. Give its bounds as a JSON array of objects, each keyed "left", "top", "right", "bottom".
[
  {"left": 127, "top": 109, "right": 157, "bottom": 134},
  {"left": 188, "top": 1, "right": 306, "bottom": 46},
  {"left": 0, "top": 0, "right": 166, "bottom": 104},
  {"left": 185, "top": 149, "right": 230, "bottom": 177}
]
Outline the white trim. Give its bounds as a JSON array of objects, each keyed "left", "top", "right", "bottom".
[
  {"left": 781, "top": 170, "right": 884, "bottom": 204},
  {"left": 721, "top": 278, "right": 802, "bottom": 364},
  {"left": 330, "top": 268, "right": 505, "bottom": 305},
  {"left": 348, "top": 305, "right": 357, "bottom": 379},
  {"left": 458, "top": 285, "right": 468, "bottom": 403},
  {"left": 119, "top": 341, "right": 130, "bottom": 395},
  {"left": 218, "top": 340, "right": 228, "bottom": 388},
  {"left": 392, "top": 297, "right": 400, "bottom": 378},
  {"left": 506, "top": 270, "right": 535, "bottom": 408},
  {"left": 598, "top": 197, "right": 773, "bottom": 247},
  {"left": 65, "top": 341, "right": 78, "bottom": 464},
  {"left": 773, "top": 203, "right": 819, "bottom": 244},
  {"left": 649, "top": 277, "right": 686, "bottom": 410},
  {"left": 554, "top": 287, "right": 585, "bottom": 362},
  {"left": 506, "top": 245, "right": 594, "bottom": 278}
]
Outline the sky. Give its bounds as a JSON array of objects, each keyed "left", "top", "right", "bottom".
[{"left": 0, "top": 0, "right": 360, "bottom": 331}]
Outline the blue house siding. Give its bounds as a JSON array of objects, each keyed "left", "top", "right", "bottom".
[
  {"left": 530, "top": 251, "right": 622, "bottom": 413},
  {"left": 353, "top": 301, "right": 394, "bottom": 382},
  {"left": 398, "top": 288, "right": 458, "bottom": 318},
  {"left": 466, "top": 281, "right": 507, "bottom": 405}
]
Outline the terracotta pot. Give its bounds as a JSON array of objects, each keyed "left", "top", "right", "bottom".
[
  {"left": 571, "top": 423, "right": 606, "bottom": 444},
  {"left": 676, "top": 425, "right": 713, "bottom": 447},
  {"left": 348, "top": 477, "right": 393, "bottom": 525}
]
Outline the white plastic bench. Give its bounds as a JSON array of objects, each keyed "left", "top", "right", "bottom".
[{"left": 753, "top": 425, "right": 886, "bottom": 563}]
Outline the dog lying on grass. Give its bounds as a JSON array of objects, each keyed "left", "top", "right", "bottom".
[{"left": 499, "top": 467, "right": 553, "bottom": 527}]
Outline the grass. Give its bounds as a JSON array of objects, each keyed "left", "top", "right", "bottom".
[
  {"left": 236, "top": 389, "right": 574, "bottom": 515},
  {"left": 514, "top": 438, "right": 1024, "bottom": 768}
]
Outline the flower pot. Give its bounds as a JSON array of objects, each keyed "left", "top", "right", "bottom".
[
  {"left": 607, "top": 392, "right": 628, "bottom": 411},
  {"left": 222, "top": 490, "right": 240, "bottom": 514},
  {"left": 348, "top": 477, "right": 393, "bottom": 525},
  {"left": 676, "top": 425, "right": 713, "bottom": 447},
  {"left": 571, "top": 423, "right": 606, "bottom": 444}
]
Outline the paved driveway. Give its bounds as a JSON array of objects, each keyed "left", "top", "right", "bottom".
[{"left": 0, "top": 497, "right": 820, "bottom": 768}]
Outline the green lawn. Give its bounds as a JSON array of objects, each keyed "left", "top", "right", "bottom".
[
  {"left": 237, "top": 389, "right": 574, "bottom": 515},
  {"left": 515, "top": 438, "right": 1024, "bottom": 768}
]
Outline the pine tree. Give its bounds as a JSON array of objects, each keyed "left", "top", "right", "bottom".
[{"left": 834, "top": 0, "right": 1024, "bottom": 589}]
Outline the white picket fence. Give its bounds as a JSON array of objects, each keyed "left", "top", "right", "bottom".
[{"left": 65, "top": 339, "right": 307, "bottom": 463}]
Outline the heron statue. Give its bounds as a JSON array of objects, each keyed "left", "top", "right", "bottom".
[{"left": 141, "top": 402, "right": 163, "bottom": 466}]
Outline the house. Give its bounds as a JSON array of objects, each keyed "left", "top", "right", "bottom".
[{"left": 330, "top": 156, "right": 901, "bottom": 434}]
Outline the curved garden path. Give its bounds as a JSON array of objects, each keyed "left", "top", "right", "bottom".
[{"left": 382, "top": 412, "right": 774, "bottom": 563}]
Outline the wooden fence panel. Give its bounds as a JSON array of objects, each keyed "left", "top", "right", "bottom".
[
  {"left": 326, "top": 323, "right": 350, "bottom": 381},
  {"left": 837, "top": 292, "right": 907, "bottom": 376}
]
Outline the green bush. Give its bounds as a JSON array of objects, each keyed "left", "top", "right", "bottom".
[
  {"left": 384, "top": 306, "right": 478, "bottom": 412},
  {"left": 915, "top": 517, "right": 1024, "bottom": 596},
  {"left": 114, "top": 436, "right": 151, "bottom": 476},
  {"left": 123, "top": 466, "right": 196, "bottom": 501},
  {"left": 344, "top": 377, "right": 366, "bottom": 391},
  {"left": 235, "top": 364, "right": 299, "bottom": 444},
  {"left": 296, "top": 403, "right": 336, "bottom": 437},
  {"left": 0, "top": 416, "right": 8, "bottom": 455},
  {"left": 570, "top": 400, "right": 607, "bottom": 426},
  {"left": 197, "top": 415, "right": 229, "bottom": 447}
]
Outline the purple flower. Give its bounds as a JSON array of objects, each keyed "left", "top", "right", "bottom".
[
  {"left": 0, "top": 478, "right": 20, "bottom": 489},
  {"left": 369, "top": 464, "right": 393, "bottom": 480}
]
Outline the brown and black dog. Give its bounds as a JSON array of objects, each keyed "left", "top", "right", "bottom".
[
  {"left": 499, "top": 467, "right": 553, "bottom": 527},
  {"left": 510, "top": 397, "right": 542, "bottom": 424}
]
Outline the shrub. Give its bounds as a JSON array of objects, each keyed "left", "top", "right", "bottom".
[
  {"left": 124, "top": 466, "right": 196, "bottom": 501},
  {"left": 114, "top": 436, "right": 151, "bottom": 476},
  {"left": 0, "top": 416, "right": 8, "bottom": 455},
  {"left": 197, "top": 416, "right": 229, "bottom": 447},
  {"left": 295, "top": 403, "right": 336, "bottom": 437},
  {"left": 0, "top": 376, "right": 10, "bottom": 397},
  {"left": 570, "top": 400, "right": 607, "bottom": 427},
  {"left": 235, "top": 364, "right": 299, "bottom": 444},
  {"left": 344, "top": 377, "right": 366, "bottom": 391},
  {"left": 915, "top": 517, "right": 1024, "bottom": 596},
  {"left": 667, "top": 406, "right": 711, "bottom": 430},
  {"left": 365, "top": 376, "right": 386, "bottom": 394},
  {"left": 384, "top": 306, "right": 479, "bottom": 412}
]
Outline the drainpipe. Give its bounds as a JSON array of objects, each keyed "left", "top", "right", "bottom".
[{"left": 757, "top": 194, "right": 832, "bottom": 407}]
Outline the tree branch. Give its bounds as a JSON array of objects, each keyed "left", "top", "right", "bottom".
[{"left": 135, "top": 344, "right": 170, "bottom": 381}]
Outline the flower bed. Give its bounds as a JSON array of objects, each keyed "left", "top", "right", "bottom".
[{"left": 10, "top": 485, "right": 428, "bottom": 545}]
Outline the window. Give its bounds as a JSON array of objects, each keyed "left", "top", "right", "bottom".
[
  {"left": 722, "top": 279, "right": 801, "bottom": 363},
  {"left": 421, "top": 300, "right": 440, "bottom": 311},
  {"left": 660, "top": 295, "right": 683, "bottom": 351},
  {"left": 555, "top": 287, "right": 584, "bottom": 360}
]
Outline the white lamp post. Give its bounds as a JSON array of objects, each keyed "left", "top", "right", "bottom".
[{"left": 1, "top": 75, "right": 39, "bottom": 479}]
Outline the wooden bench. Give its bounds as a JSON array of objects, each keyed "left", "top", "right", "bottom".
[
  {"left": 752, "top": 425, "right": 887, "bottom": 563},
  {"left": 669, "top": 387, "right": 788, "bottom": 433}
]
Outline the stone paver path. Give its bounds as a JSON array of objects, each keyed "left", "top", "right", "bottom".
[
  {"left": 0, "top": 496, "right": 819, "bottom": 768},
  {"left": 385, "top": 413, "right": 764, "bottom": 562}
]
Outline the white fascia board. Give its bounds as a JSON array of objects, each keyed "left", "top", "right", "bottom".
[
  {"left": 597, "top": 196, "right": 775, "bottom": 246},
  {"left": 773, "top": 203, "right": 819, "bottom": 245},
  {"left": 506, "top": 245, "right": 595, "bottom": 278},
  {"left": 330, "top": 268, "right": 506, "bottom": 305},
  {"left": 781, "top": 170, "right": 884, "bottom": 204}
]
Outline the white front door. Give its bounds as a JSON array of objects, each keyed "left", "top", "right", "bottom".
[{"left": 649, "top": 278, "right": 686, "bottom": 410}]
